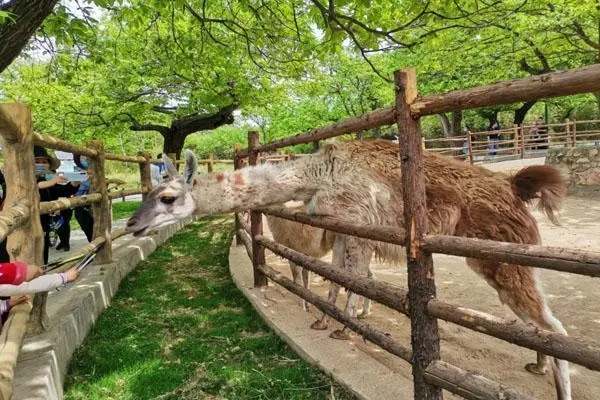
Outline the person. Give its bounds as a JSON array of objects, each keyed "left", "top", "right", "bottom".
[
  {"left": 150, "top": 153, "right": 165, "bottom": 188},
  {"left": 35, "top": 146, "right": 80, "bottom": 263},
  {"left": 72, "top": 154, "right": 94, "bottom": 242},
  {"left": 0, "top": 262, "right": 80, "bottom": 329},
  {"left": 535, "top": 116, "right": 548, "bottom": 150},
  {"left": 488, "top": 121, "right": 501, "bottom": 156}
]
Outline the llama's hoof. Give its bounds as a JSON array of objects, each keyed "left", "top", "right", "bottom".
[
  {"left": 310, "top": 320, "right": 328, "bottom": 330},
  {"left": 357, "top": 310, "right": 371, "bottom": 319},
  {"left": 329, "top": 329, "right": 351, "bottom": 340},
  {"left": 525, "top": 363, "right": 548, "bottom": 375}
]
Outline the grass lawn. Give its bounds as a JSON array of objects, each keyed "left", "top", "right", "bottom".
[{"left": 64, "top": 215, "right": 356, "bottom": 400}]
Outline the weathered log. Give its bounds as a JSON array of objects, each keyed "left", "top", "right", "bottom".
[
  {"left": 0, "top": 104, "right": 28, "bottom": 142},
  {"left": 258, "top": 263, "right": 413, "bottom": 363},
  {"left": 248, "top": 131, "right": 267, "bottom": 287},
  {"left": 236, "top": 228, "right": 253, "bottom": 261},
  {"left": 237, "top": 106, "right": 395, "bottom": 157},
  {"left": 258, "top": 206, "right": 406, "bottom": 246},
  {"left": 138, "top": 151, "right": 152, "bottom": 201},
  {"left": 38, "top": 193, "right": 102, "bottom": 215},
  {"left": 88, "top": 141, "right": 112, "bottom": 263},
  {"left": 255, "top": 235, "right": 410, "bottom": 316},
  {"left": 236, "top": 212, "right": 251, "bottom": 233},
  {"left": 0, "top": 302, "right": 32, "bottom": 400},
  {"left": 427, "top": 299, "right": 600, "bottom": 371},
  {"left": 104, "top": 153, "right": 145, "bottom": 163},
  {"left": 423, "top": 235, "right": 600, "bottom": 277},
  {"left": 414, "top": 64, "right": 600, "bottom": 117},
  {"left": 108, "top": 188, "right": 143, "bottom": 200},
  {"left": 33, "top": 131, "right": 97, "bottom": 158},
  {"left": 0, "top": 199, "right": 30, "bottom": 243},
  {"left": 396, "top": 68, "right": 442, "bottom": 400},
  {"left": 425, "top": 360, "right": 536, "bottom": 400}
]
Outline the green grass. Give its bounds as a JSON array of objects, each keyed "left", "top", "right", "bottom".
[
  {"left": 64, "top": 215, "right": 355, "bottom": 400},
  {"left": 112, "top": 200, "right": 142, "bottom": 221}
]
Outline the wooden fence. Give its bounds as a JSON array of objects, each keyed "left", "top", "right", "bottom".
[
  {"left": 424, "top": 119, "right": 600, "bottom": 164},
  {"left": 232, "top": 64, "right": 600, "bottom": 400}
]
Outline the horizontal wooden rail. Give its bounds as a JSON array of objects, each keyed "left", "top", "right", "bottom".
[
  {"left": 423, "top": 235, "right": 600, "bottom": 277},
  {"left": 413, "top": 64, "right": 600, "bottom": 116},
  {"left": 428, "top": 299, "right": 600, "bottom": 371},
  {"left": 39, "top": 193, "right": 102, "bottom": 215},
  {"left": 259, "top": 263, "right": 414, "bottom": 362},
  {"left": 252, "top": 235, "right": 535, "bottom": 400},
  {"left": 258, "top": 206, "right": 406, "bottom": 246},
  {"left": 425, "top": 361, "right": 535, "bottom": 400},
  {"left": 104, "top": 153, "right": 145, "bottom": 163},
  {"left": 237, "top": 107, "right": 395, "bottom": 157},
  {"left": 255, "top": 235, "right": 410, "bottom": 315},
  {"left": 108, "top": 188, "right": 143, "bottom": 200},
  {"left": 0, "top": 199, "right": 30, "bottom": 243},
  {"left": 33, "top": 132, "right": 97, "bottom": 158}
]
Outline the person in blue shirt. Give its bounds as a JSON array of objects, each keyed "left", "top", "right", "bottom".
[{"left": 73, "top": 154, "right": 94, "bottom": 242}]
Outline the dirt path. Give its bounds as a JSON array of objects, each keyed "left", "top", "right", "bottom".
[{"left": 264, "top": 196, "right": 600, "bottom": 399}]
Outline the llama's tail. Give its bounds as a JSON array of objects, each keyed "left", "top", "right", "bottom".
[{"left": 510, "top": 165, "right": 567, "bottom": 225}]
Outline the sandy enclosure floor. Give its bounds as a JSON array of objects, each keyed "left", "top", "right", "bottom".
[{"left": 263, "top": 197, "right": 600, "bottom": 400}]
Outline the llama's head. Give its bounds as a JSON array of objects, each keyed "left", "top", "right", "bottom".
[{"left": 126, "top": 150, "right": 198, "bottom": 236}]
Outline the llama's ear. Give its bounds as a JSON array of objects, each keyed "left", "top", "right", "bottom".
[
  {"left": 183, "top": 149, "right": 198, "bottom": 186},
  {"left": 162, "top": 154, "right": 179, "bottom": 178}
]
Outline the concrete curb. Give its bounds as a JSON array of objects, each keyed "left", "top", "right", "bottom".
[{"left": 12, "top": 219, "right": 191, "bottom": 400}]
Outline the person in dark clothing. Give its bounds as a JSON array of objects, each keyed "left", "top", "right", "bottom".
[{"left": 72, "top": 154, "right": 94, "bottom": 242}]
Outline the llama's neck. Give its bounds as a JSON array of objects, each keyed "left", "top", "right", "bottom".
[{"left": 191, "top": 158, "right": 322, "bottom": 215}]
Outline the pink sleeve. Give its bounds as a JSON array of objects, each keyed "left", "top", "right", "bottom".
[
  {"left": 12, "top": 261, "right": 27, "bottom": 285},
  {"left": 0, "top": 261, "right": 28, "bottom": 285}
]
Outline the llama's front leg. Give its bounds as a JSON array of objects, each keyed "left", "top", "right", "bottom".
[
  {"left": 311, "top": 235, "right": 345, "bottom": 331},
  {"left": 289, "top": 262, "right": 310, "bottom": 312},
  {"left": 526, "top": 352, "right": 550, "bottom": 375},
  {"left": 358, "top": 263, "right": 374, "bottom": 319},
  {"left": 330, "top": 238, "right": 371, "bottom": 340}
]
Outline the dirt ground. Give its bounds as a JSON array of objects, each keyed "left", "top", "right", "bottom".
[{"left": 263, "top": 196, "right": 600, "bottom": 400}]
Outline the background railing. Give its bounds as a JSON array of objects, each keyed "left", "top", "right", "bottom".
[
  {"left": 231, "top": 64, "right": 600, "bottom": 400},
  {"left": 424, "top": 119, "right": 600, "bottom": 164}
]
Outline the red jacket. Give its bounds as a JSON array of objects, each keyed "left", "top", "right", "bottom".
[{"left": 0, "top": 261, "right": 27, "bottom": 285}]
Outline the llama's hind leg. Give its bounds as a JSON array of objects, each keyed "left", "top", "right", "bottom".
[
  {"left": 358, "top": 264, "right": 374, "bottom": 319},
  {"left": 487, "top": 262, "right": 571, "bottom": 400}
]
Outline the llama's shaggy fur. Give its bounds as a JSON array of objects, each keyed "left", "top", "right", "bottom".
[{"left": 127, "top": 140, "right": 571, "bottom": 400}]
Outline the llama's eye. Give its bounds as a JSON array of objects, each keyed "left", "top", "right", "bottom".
[{"left": 160, "top": 196, "right": 177, "bottom": 205}]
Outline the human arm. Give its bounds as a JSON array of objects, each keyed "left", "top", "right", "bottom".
[
  {"left": 0, "top": 268, "right": 80, "bottom": 296},
  {"left": 38, "top": 175, "right": 68, "bottom": 189}
]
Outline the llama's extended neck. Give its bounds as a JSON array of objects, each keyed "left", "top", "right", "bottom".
[{"left": 191, "top": 158, "right": 321, "bottom": 215}]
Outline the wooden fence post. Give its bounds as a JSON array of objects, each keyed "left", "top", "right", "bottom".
[
  {"left": 395, "top": 69, "right": 443, "bottom": 400},
  {"left": 0, "top": 104, "right": 40, "bottom": 397},
  {"left": 88, "top": 140, "right": 112, "bottom": 264},
  {"left": 139, "top": 151, "right": 152, "bottom": 200},
  {"left": 519, "top": 124, "right": 525, "bottom": 159},
  {"left": 564, "top": 119, "right": 571, "bottom": 147},
  {"left": 248, "top": 131, "right": 268, "bottom": 287},
  {"left": 571, "top": 118, "right": 577, "bottom": 146},
  {"left": 513, "top": 124, "right": 519, "bottom": 155},
  {"left": 466, "top": 130, "right": 474, "bottom": 165},
  {"left": 207, "top": 153, "right": 214, "bottom": 173},
  {"left": 233, "top": 144, "right": 243, "bottom": 246}
]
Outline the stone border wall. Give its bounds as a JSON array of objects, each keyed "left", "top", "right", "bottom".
[{"left": 546, "top": 145, "right": 600, "bottom": 198}]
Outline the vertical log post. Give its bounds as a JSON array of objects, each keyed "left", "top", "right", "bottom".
[
  {"left": 139, "top": 151, "right": 152, "bottom": 200},
  {"left": 564, "top": 119, "right": 571, "bottom": 147},
  {"left": 519, "top": 125, "right": 525, "bottom": 159},
  {"left": 571, "top": 118, "right": 577, "bottom": 146},
  {"left": 0, "top": 104, "right": 38, "bottom": 398},
  {"left": 233, "top": 144, "right": 243, "bottom": 246},
  {"left": 466, "top": 130, "right": 474, "bottom": 165},
  {"left": 207, "top": 153, "right": 214, "bottom": 173},
  {"left": 513, "top": 124, "right": 519, "bottom": 155},
  {"left": 395, "top": 69, "right": 443, "bottom": 400},
  {"left": 88, "top": 140, "right": 112, "bottom": 264},
  {"left": 248, "top": 131, "right": 268, "bottom": 287}
]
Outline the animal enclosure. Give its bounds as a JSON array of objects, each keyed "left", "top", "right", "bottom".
[{"left": 233, "top": 65, "right": 600, "bottom": 400}]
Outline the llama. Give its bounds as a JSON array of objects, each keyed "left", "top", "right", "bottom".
[
  {"left": 126, "top": 140, "right": 570, "bottom": 400},
  {"left": 265, "top": 202, "right": 373, "bottom": 317}
]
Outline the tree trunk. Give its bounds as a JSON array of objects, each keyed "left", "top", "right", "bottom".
[
  {"left": 513, "top": 100, "right": 537, "bottom": 125},
  {"left": 450, "top": 110, "right": 462, "bottom": 137},
  {"left": 0, "top": 1, "right": 59, "bottom": 73},
  {"left": 437, "top": 113, "right": 451, "bottom": 137},
  {"left": 162, "top": 132, "right": 187, "bottom": 160}
]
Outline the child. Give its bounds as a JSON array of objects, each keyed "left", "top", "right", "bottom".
[{"left": 0, "top": 263, "right": 80, "bottom": 329}]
